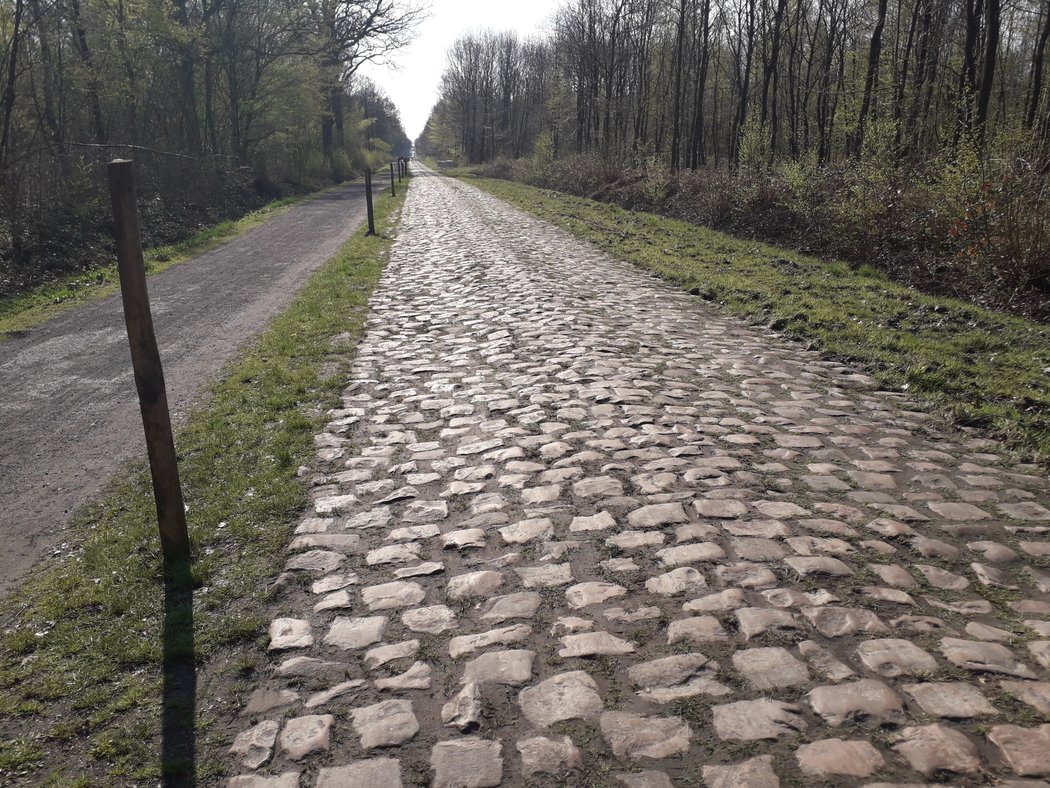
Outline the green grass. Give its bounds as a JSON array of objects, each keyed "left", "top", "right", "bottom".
[
  {"left": 0, "top": 181, "right": 407, "bottom": 785},
  {"left": 0, "top": 193, "right": 312, "bottom": 338},
  {"left": 461, "top": 175, "right": 1050, "bottom": 463}
]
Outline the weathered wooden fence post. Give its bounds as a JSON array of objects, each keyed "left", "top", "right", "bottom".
[
  {"left": 389, "top": 162, "right": 396, "bottom": 197},
  {"left": 107, "top": 160, "right": 191, "bottom": 565},
  {"left": 364, "top": 168, "right": 376, "bottom": 236}
]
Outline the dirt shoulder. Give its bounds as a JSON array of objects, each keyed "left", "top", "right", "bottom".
[{"left": 0, "top": 181, "right": 374, "bottom": 596}]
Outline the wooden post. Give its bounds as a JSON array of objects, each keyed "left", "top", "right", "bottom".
[
  {"left": 398, "top": 159, "right": 403, "bottom": 182},
  {"left": 107, "top": 160, "right": 191, "bottom": 564},
  {"left": 364, "top": 168, "right": 376, "bottom": 236},
  {"left": 389, "top": 161, "right": 396, "bottom": 197}
]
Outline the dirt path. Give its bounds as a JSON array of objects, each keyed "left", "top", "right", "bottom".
[
  {"left": 0, "top": 180, "right": 379, "bottom": 596},
  {"left": 227, "top": 166, "right": 1050, "bottom": 787}
]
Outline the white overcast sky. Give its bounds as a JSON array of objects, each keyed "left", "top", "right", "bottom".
[{"left": 358, "top": 0, "right": 562, "bottom": 141}]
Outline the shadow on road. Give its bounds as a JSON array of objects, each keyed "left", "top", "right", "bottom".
[{"left": 161, "top": 557, "right": 196, "bottom": 787}]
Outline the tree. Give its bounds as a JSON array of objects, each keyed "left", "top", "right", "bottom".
[
  {"left": 0, "top": 0, "right": 422, "bottom": 294},
  {"left": 425, "top": 0, "right": 1045, "bottom": 173}
]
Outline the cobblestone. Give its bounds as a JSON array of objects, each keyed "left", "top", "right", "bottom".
[{"left": 226, "top": 168, "right": 1050, "bottom": 786}]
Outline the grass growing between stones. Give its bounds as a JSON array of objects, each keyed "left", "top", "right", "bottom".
[
  {"left": 0, "top": 182, "right": 407, "bottom": 785},
  {"left": 0, "top": 193, "right": 310, "bottom": 339},
  {"left": 462, "top": 176, "right": 1050, "bottom": 463}
]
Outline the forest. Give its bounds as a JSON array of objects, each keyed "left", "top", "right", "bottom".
[
  {"left": 418, "top": 0, "right": 1050, "bottom": 318},
  {"left": 0, "top": 0, "right": 420, "bottom": 295}
]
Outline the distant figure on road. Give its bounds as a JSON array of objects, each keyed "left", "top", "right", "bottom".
[{"left": 394, "top": 139, "right": 413, "bottom": 160}]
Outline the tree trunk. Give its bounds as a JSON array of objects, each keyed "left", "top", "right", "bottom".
[
  {"left": 732, "top": 0, "right": 757, "bottom": 164},
  {"left": 854, "top": 0, "right": 889, "bottom": 155},
  {"left": 115, "top": 0, "right": 139, "bottom": 144},
  {"left": 958, "top": 0, "right": 982, "bottom": 137},
  {"left": 906, "top": 0, "right": 935, "bottom": 155},
  {"left": 975, "top": 0, "right": 1000, "bottom": 137},
  {"left": 689, "top": 0, "right": 712, "bottom": 168},
  {"left": 70, "top": 0, "right": 107, "bottom": 144},
  {"left": 669, "top": 0, "right": 688, "bottom": 171},
  {"left": 172, "top": 0, "right": 203, "bottom": 153},
  {"left": 0, "top": 0, "right": 24, "bottom": 167},
  {"left": 603, "top": 0, "right": 624, "bottom": 153},
  {"left": 893, "top": 0, "right": 920, "bottom": 154},
  {"left": 29, "top": 0, "right": 62, "bottom": 153},
  {"left": 1027, "top": 0, "right": 1050, "bottom": 128},
  {"left": 760, "top": 0, "right": 789, "bottom": 157}
]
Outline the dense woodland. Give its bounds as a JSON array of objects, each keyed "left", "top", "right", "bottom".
[
  {"left": 419, "top": 0, "right": 1050, "bottom": 318},
  {"left": 0, "top": 0, "right": 419, "bottom": 295}
]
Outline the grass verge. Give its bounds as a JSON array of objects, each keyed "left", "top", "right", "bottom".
[
  {"left": 463, "top": 175, "right": 1050, "bottom": 462},
  {"left": 0, "top": 193, "right": 311, "bottom": 339},
  {"left": 0, "top": 181, "right": 406, "bottom": 785}
]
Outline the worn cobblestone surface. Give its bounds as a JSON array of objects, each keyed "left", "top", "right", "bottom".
[{"left": 227, "top": 168, "right": 1050, "bottom": 787}]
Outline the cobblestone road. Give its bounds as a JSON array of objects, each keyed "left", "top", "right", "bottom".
[{"left": 228, "top": 168, "right": 1050, "bottom": 787}]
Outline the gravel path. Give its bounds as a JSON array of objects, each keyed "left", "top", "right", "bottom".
[
  {"left": 229, "top": 167, "right": 1050, "bottom": 787},
  {"left": 0, "top": 180, "right": 377, "bottom": 595}
]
